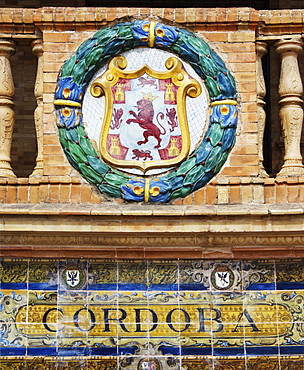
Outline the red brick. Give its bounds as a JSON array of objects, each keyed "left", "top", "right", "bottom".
[
  {"left": 39, "top": 184, "right": 50, "bottom": 202},
  {"left": 17, "top": 186, "right": 28, "bottom": 203},
  {"left": 7, "top": 185, "right": 17, "bottom": 203},
  {"left": 264, "top": 184, "right": 275, "bottom": 204},
  {"left": 71, "top": 184, "right": 81, "bottom": 203},
  {"left": 193, "top": 188, "right": 205, "bottom": 205},
  {"left": 0, "top": 185, "right": 6, "bottom": 203},
  {"left": 49, "top": 184, "right": 60, "bottom": 203},
  {"left": 183, "top": 194, "right": 193, "bottom": 205},
  {"left": 30, "top": 185, "right": 40, "bottom": 204},
  {"left": 230, "top": 184, "right": 241, "bottom": 204},
  {"left": 206, "top": 185, "right": 216, "bottom": 205},
  {"left": 81, "top": 184, "right": 92, "bottom": 203},
  {"left": 288, "top": 184, "right": 299, "bottom": 203},
  {"left": 276, "top": 182, "right": 287, "bottom": 204},
  {"left": 59, "top": 184, "right": 71, "bottom": 203}
]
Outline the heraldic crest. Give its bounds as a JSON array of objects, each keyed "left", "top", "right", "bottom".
[{"left": 55, "top": 20, "right": 238, "bottom": 203}]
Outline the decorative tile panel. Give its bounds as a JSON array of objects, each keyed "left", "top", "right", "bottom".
[{"left": 1, "top": 258, "right": 304, "bottom": 368}]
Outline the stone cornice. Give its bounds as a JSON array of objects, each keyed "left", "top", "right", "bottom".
[{"left": 1, "top": 204, "right": 304, "bottom": 259}]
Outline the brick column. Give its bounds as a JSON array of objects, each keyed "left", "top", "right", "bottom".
[
  {"left": 275, "top": 37, "right": 304, "bottom": 176},
  {"left": 0, "top": 39, "right": 16, "bottom": 178},
  {"left": 30, "top": 39, "right": 44, "bottom": 177},
  {"left": 256, "top": 41, "right": 269, "bottom": 178}
]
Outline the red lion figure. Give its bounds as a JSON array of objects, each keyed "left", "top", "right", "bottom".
[
  {"left": 110, "top": 107, "right": 124, "bottom": 130},
  {"left": 126, "top": 98, "right": 166, "bottom": 149},
  {"left": 137, "top": 77, "right": 157, "bottom": 88},
  {"left": 132, "top": 149, "right": 153, "bottom": 161},
  {"left": 166, "top": 107, "right": 178, "bottom": 132}
]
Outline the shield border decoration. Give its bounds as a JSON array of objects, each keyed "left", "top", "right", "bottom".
[
  {"left": 90, "top": 55, "right": 201, "bottom": 173},
  {"left": 54, "top": 20, "right": 238, "bottom": 203}
]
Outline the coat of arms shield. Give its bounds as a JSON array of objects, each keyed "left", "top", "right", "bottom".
[{"left": 90, "top": 55, "right": 202, "bottom": 173}]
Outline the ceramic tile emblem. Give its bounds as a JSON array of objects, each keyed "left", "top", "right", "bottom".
[
  {"left": 55, "top": 21, "right": 238, "bottom": 202},
  {"left": 1, "top": 258, "right": 304, "bottom": 369}
]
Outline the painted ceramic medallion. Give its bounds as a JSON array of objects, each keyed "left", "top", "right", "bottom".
[
  {"left": 138, "top": 358, "right": 161, "bottom": 370},
  {"left": 55, "top": 20, "right": 238, "bottom": 202},
  {"left": 61, "top": 265, "right": 86, "bottom": 289},
  {"left": 211, "top": 264, "right": 235, "bottom": 290}
]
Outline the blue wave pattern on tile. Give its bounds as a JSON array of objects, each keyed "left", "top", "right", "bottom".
[{"left": 1, "top": 257, "right": 304, "bottom": 367}]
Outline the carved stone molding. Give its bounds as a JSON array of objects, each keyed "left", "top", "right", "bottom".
[
  {"left": 1, "top": 231, "right": 304, "bottom": 259},
  {"left": 30, "top": 39, "right": 44, "bottom": 177},
  {"left": 0, "top": 39, "right": 16, "bottom": 178},
  {"left": 275, "top": 37, "right": 304, "bottom": 176},
  {"left": 256, "top": 41, "right": 269, "bottom": 178}
]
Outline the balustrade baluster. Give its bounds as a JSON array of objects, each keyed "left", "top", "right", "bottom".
[
  {"left": 256, "top": 41, "right": 269, "bottom": 178},
  {"left": 275, "top": 37, "right": 304, "bottom": 176},
  {"left": 30, "top": 39, "right": 44, "bottom": 177},
  {"left": 0, "top": 39, "right": 16, "bottom": 178}
]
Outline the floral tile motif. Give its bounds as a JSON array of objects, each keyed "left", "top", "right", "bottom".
[
  {"left": 88, "top": 260, "right": 117, "bottom": 289},
  {"left": 147, "top": 260, "right": 178, "bottom": 290},
  {"left": 246, "top": 355, "right": 280, "bottom": 369},
  {"left": 181, "top": 357, "right": 213, "bottom": 369},
  {"left": 29, "top": 260, "right": 58, "bottom": 290},
  {"left": 118, "top": 260, "right": 148, "bottom": 290},
  {"left": 213, "top": 356, "right": 246, "bottom": 369},
  {"left": 275, "top": 259, "right": 304, "bottom": 289},
  {"left": 280, "top": 356, "right": 304, "bottom": 370},
  {"left": 242, "top": 260, "right": 275, "bottom": 290},
  {"left": 2, "top": 257, "right": 304, "bottom": 367},
  {"left": 0, "top": 259, "right": 28, "bottom": 289}
]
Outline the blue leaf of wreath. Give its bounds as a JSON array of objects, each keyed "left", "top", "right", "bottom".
[
  {"left": 217, "top": 72, "right": 236, "bottom": 98},
  {"left": 149, "top": 178, "right": 171, "bottom": 203},
  {"left": 195, "top": 140, "right": 213, "bottom": 164},
  {"left": 154, "top": 24, "right": 179, "bottom": 47},
  {"left": 221, "top": 128, "right": 237, "bottom": 152},
  {"left": 55, "top": 77, "right": 85, "bottom": 103}
]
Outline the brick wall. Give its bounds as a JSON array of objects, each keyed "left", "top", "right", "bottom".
[{"left": 0, "top": 7, "right": 304, "bottom": 205}]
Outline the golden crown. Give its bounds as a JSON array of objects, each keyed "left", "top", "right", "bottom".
[{"left": 141, "top": 92, "right": 158, "bottom": 101}]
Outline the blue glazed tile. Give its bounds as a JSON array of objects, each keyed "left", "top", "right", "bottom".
[
  {"left": 147, "top": 283, "right": 178, "bottom": 291},
  {"left": 280, "top": 345, "right": 304, "bottom": 355},
  {"left": 180, "top": 283, "right": 208, "bottom": 291},
  {"left": 277, "top": 282, "right": 304, "bottom": 290},
  {"left": 89, "top": 346, "right": 118, "bottom": 356},
  {"left": 245, "top": 283, "right": 276, "bottom": 291},
  {"left": 181, "top": 346, "right": 212, "bottom": 355},
  {"left": 88, "top": 283, "right": 117, "bottom": 291},
  {"left": 57, "top": 346, "right": 88, "bottom": 356},
  {"left": 118, "top": 346, "right": 138, "bottom": 355},
  {"left": 27, "top": 347, "right": 57, "bottom": 356},
  {"left": 117, "top": 283, "right": 147, "bottom": 291},
  {"left": 246, "top": 345, "right": 279, "bottom": 356},
  {"left": 1, "top": 347, "right": 27, "bottom": 356},
  {"left": 159, "top": 346, "right": 180, "bottom": 356},
  {"left": 213, "top": 346, "right": 245, "bottom": 356},
  {"left": 0, "top": 282, "right": 28, "bottom": 289}
]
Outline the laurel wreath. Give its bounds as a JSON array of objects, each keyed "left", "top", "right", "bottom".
[{"left": 55, "top": 21, "right": 237, "bottom": 203}]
